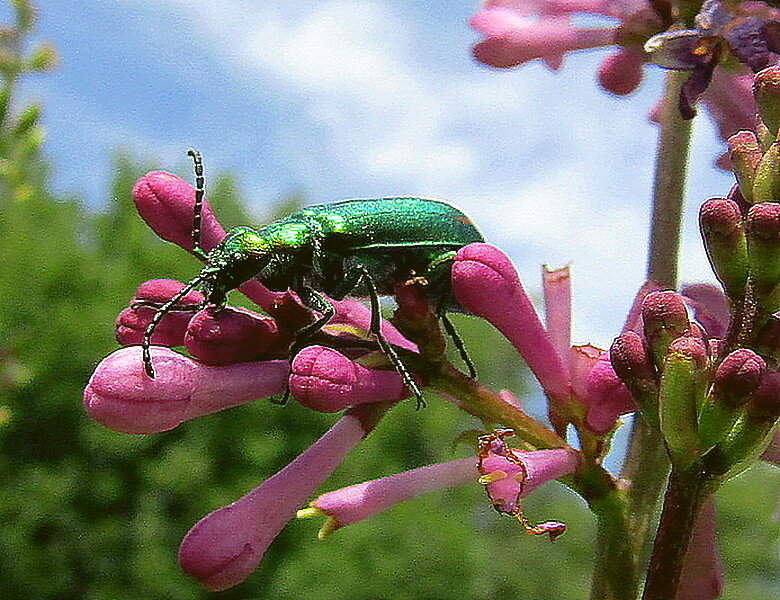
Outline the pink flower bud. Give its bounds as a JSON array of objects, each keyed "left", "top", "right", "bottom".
[
  {"left": 184, "top": 307, "right": 284, "bottom": 365},
  {"left": 727, "top": 131, "right": 762, "bottom": 203},
  {"left": 452, "top": 243, "right": 570, "bottom": 402},
  {"left": 289, "top": 346, "right": 406, "bottom": 412},
  {"left": 83, "top": 347, "right": 288, "bottom": 434},
  {"left": 132, "top": 171, "right": 224, "bottom": 254},
  {"left": 179, "top": 407, "right": 379, "bottom": 591},
  {"left": 115, "top": 279, "right": 203, "bottom": 346},
  {"left": 598, "top": 47, "right": 644, "bottom": 95}
]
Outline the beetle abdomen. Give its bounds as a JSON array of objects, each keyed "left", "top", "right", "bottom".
[{"left": 290, "top": 197, "right": 484, "bottom": 252}]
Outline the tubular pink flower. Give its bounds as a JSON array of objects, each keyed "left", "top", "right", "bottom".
[
  {"left": 184, "top": 306, "right": 284, "bottom": 365},
  {"left": 543, "top": 265, "right": 571, "bottom": 374},
  {"left": 115, "top": 279, "right": 203, "bottom": 347},
  {"left": 471, "top": 7, "right": 615, "bottom": 70},
  {"left": 178, "top": 406, "right": 379, "bottom": 591},
  {"left": 303, "top": 458, "right": 477, "bottom": 532},
  {"left": 676, "top": 498, "right": 724, "bottom": 600},
  {"left": 477, "top": 430, "right": 575, "bottom": 540},
  {"left": 452, "top": 243, "right": 570, "bottom": 402},
  {"left": 289, "top": 346, "right": 406, "bottom": 412},
  {"left": 83, "top": 346, "right": 288, "bottom": 434}
]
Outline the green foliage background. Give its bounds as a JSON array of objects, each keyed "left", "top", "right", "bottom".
[{"left": 0, "top": 3, "right": 776, "bottom": 599}]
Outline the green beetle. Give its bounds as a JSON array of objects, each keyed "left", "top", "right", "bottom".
[{"left": 142, "top": 151, "right": 485, "bottom": 407}]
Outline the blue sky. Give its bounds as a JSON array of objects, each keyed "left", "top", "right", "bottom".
[{"left": 21, "top": 0, "right": 733, "bottom": 349}]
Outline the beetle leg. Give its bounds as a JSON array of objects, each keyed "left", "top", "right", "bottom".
[
  {"left": 142, "top": 274, "right": 205, "bottom": 378},
  {"left": 355, "top": 265, "right": 426, "bottom": 409},
  {"left": 440, "top": 313, "right": 477, "bottom": 379},
  {"left": 275, "top": 286, "right": 336, "bottom": 405},
  {"left": 130, "top": 300, "right": 202, "bottom": 312},
  {"left": 186, "top": 150, "right": 208, "bottom": 262}
]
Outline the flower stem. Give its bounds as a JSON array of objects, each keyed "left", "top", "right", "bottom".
[
  {"left": 641, "top": 469, "right": 708, "bottom": 600},
  {"left": 592, "top": 70, "right": 692, "bottom": 599},
  {"left": 625, "top": 69, "right": 692, "bottom": 529}
]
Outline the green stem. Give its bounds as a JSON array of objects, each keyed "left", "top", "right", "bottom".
[
  {"left": 642, "top": 469, "right": 708, "bottom": 600},
  {"left": 592, "top": 71, "right": 692, "bottom": 599},
  {"left": 430, "top": 365, "right": 567, "bottom": 450}
]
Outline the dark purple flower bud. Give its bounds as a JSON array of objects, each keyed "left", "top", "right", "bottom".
[
  {"left": 713, "top": 349, "right": 765, "bottom": 407},
  {"left": 288, "top": 346, "right": 406, "bottom": 413},
  {"left": 699, "top": 349, "right": 766, "bottom": 448},
  {"left": 754, "top": 65, "right": 780, "bottom": 134},
  {"left": 746, "top": 202, "right": 780, "bottom": 301},
  {"left": 749, "top": 369, "right": 780, "bottom": 419},
  {"left": 642, "top": 290, "right": 691, "bottom": 368},
  {"left": 699, "top": 198, "right": 748, "bottom": 298},
  {"left": 184, "top": 307, "right": 284, "bottom": 366},
  {"left": 115, "top": 279, "right": 203, "bottom": 346},
  {"left": 611, "top": 330, "right": 659, "bottom": 427},
  {"left": 727, "top": 131, "right": 762, "bottom": 203}
]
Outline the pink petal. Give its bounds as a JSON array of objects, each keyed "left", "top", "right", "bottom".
[
  {"left": 452, "top": 243, "right": 571, "bottom": 402},
  {"left": 543, "top": 265, "right": 572, "bottom": 375},
  {"left": 676, "top": 498, "right": 723, "bottom": 600},
  {"left": 583, "top": 351, "right": 635, "bottom": 433},
  {"left": 681, "top": 284, "right": 730, "bottom": 340},
  {"left": 598, "top": 46, "right": 645, "bottom": 95},
  {"left": 83, "top": 346, "right": 288, "bottom": 434},
  {"left": 178, "top": 407, "right": 378, "bottom": 591},
  {"left": 471, "top": 9, "right": 615, "bottom": 69},
  {"left": 289, "top": 346, "right": 406, "bottom": 412},
  {"left": 701, "top": 70, "right": 757, "bottom": 145},
  {"left": 309, "top": 458, "right": 477, "bottom": 528}
]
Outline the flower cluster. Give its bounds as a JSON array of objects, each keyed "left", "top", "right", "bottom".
[
  {"left": 470, "top": 0, "right": 780, "bottom": 141},
  {"left": 84, "top": 170, "right": 596, "bottom": 590}
]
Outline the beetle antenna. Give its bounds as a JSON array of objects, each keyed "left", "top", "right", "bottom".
[
  {"left": 187, "top": 149, "right": 207, "bottom": 260},
  {"left": 142, "top": 275, "right": 205, "bottom": 379}
]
